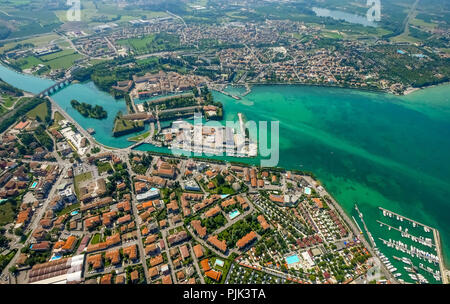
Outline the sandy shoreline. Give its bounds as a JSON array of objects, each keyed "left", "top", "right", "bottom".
[
  {"left": 403, "top": 87, "right": 421, "bottom": 95},
  {"left": 403, "top": 81, "right": 450, "bottom": 95}
]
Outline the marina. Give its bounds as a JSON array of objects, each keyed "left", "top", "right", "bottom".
[
  {"left": 375, "top": 207, "right": 445, "bottom": 283},
  {"left": 352, "top": 204, "right": 445, "bottom": 284}
]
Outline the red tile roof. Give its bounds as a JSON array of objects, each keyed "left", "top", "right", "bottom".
[
  {"left": 207, "top": 235, "right": 227, "bottom": 253},
  {"left": 236, "top": 231, "right": 257, "bottom": 249}
]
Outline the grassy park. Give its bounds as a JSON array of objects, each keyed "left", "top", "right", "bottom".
[{"left": 26, "top": 101, "right": 48, "bottom": 121}]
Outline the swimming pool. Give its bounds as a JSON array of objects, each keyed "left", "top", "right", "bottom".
[
  {"left": 285, "top": 254, "right": 300, "bottom": 265},
  {"left": 215, "top": 259, "right": 224, "bottom": 267},
  {"left": 30, "top": 181, "right": 38, "bottom": 189},
  {"left": 71, "top": 210, "right": 79, "bottom": 216},
  {"left": 50, "top": 255, "right": 62, "bottom": 261},
  {"left": 228, "top": 209, "right": 241, "bottom": 220},
  {"left": 221, "top": 194, "right": 229, "bottom": 199}
]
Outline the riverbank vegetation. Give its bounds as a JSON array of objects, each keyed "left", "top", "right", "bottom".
[
  {"left": 70, "top": 99, "right": 107, "bottom": 119},
  {"left": 0, "top": 79, "right": 23, "bottom": 97}
]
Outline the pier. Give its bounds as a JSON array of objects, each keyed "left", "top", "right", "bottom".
[
  {"left": 216, "top": 89, "right": 241, "bottom": 100},
  {"left": 355, "top": 204, "right": 376, "bottom": 248},
  {"left": 242, "top": 83, "right": 252, "bottom": 97},
  {"left": 352, "top": 216, "right": 363, "bottom": 234},
  {"left": 378, "top": 237, "right": 439, "bottom": 265},
  {"left": 378, "top": 207, "right": 433, "bottom": 230},
  {"left": 433, "top": 227, "right": 449, "bottom": 284},
  {"left": 376, "top": 220, "right": 435, "bottom": 248}
]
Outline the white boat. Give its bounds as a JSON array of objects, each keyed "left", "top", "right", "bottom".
[{"left": 394, "top": 273, "right": 402, "bottom": 278}]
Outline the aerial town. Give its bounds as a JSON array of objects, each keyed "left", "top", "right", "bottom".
[
  {"left": 2, "top": 9, "right": 448, "bottom": 96},
  {"left": 0, "top": 119, "right": 383, "bottom": 284},
  {"left": 0, "top": 96, "right": 390, "bottom": 284},
  {"left": 0, "top": 0, "right": 449, "bottom": 289}
]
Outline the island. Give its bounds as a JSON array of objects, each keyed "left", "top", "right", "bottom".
[{"left": 70, "top": 99, "right": 107, "bottom": 120}]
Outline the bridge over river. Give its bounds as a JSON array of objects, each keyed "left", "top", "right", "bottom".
[{"left": 37, "top": 77, "right": 72, "bottom": 98}]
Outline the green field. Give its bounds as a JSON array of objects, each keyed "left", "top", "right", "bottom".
[
  {"left": 0, "top": 249, "right": 17, "bottom": 273},
  {"left": 113, "top": 118, "right": 144, "bottom": 136},
  {"left": 321, "top": 31, "right": 344, "bottom": 40},
  {"left": 53, "top": 111, "right": 64, "bottom": 122},
  {"left": 15, "top": 49, "right": 83, "bottom": 72},
  {"left": 127, "top": 131, "right": 150, "bottom": 142},
  {"left": 1, "top": 94, "right": 17, "bottom": 108},
  {"left": 15, "top": 56, "right": 43, "bottom": 70},
  {"left": 410, "top": 17, "right": 438, "bottom": 30},
  {"left": 0, "top": 33, "right": 60, "bottom": 54},
  {"left": 117, "top": 34, "right": 157, "bottom": 52},
  {"left": 53, "top": 0, "right": 167, "bottom": 24},
  {"left": 90, "top": 233, "right": 102, "bottom": 245},
  {"left": 117, "top": 32, "right": 181, "bottom": 54},
  {"left": 0, "top": 201, "right": 16, "bottom": 226},
  {"left": 26, "top": 101, "right": 48, "bottom": 121},
  {"left": 49, "top": 111, "right": 65, "bottom": 130}
]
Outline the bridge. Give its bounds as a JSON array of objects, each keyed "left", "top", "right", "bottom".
[
  {"left": 38, "top": 77, "right": 73, "bottom": 98},
  {"left": 126, "top": 122, "right": 160, "bottom": 151}
]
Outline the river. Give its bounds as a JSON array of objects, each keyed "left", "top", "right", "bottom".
[{"left": 1, "top": 65, "right": 449, "bottom": 278}]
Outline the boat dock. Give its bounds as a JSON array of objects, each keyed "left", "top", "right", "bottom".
[
  {"left": 217, "top": 90, "right": 241, "bottom": 100},
  {"left": 242, "top": 83, "right": 252, "bottom": 97},
  {"left": 378, "top": 206, "right": 448, "bottom": 284},
  {"left": 352, "top": 216, "right": 363, "bottom": 234},
  {"left": 378, "top": 207, "right": 433, "bottom": 230},
  {"left": 355, "top": 204, "right": 376, "bottom": 248},
  {"left": 433, "top": 227, "right": 448, "bottom": 284},
  {"left": 376, "top": 220, "right": 435, "bottom": 248}
]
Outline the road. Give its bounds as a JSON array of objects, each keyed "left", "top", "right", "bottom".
[
  {"left": 0, "top": 165, "right": 70, "bottom": 282},
  {"left": 124, "top": 157, "right": 150, "bottom": 282},
  {"left": 0, "top": 93, "right": 34, "bottom": 111},
  {"left": 395, "top": 0, "right": 420, "bottom": 39},
  {"left": 104, "top": 37, "right": 119, "bottom": 56},
  {"left": 189, "top": 242, "right": 205, "bottom": 283},
  {"left": 186, "top": 226, "right": 227, "bottom": 259},
  {"left": 48, "top": 97, "right": 118, "bottom": 152}
]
